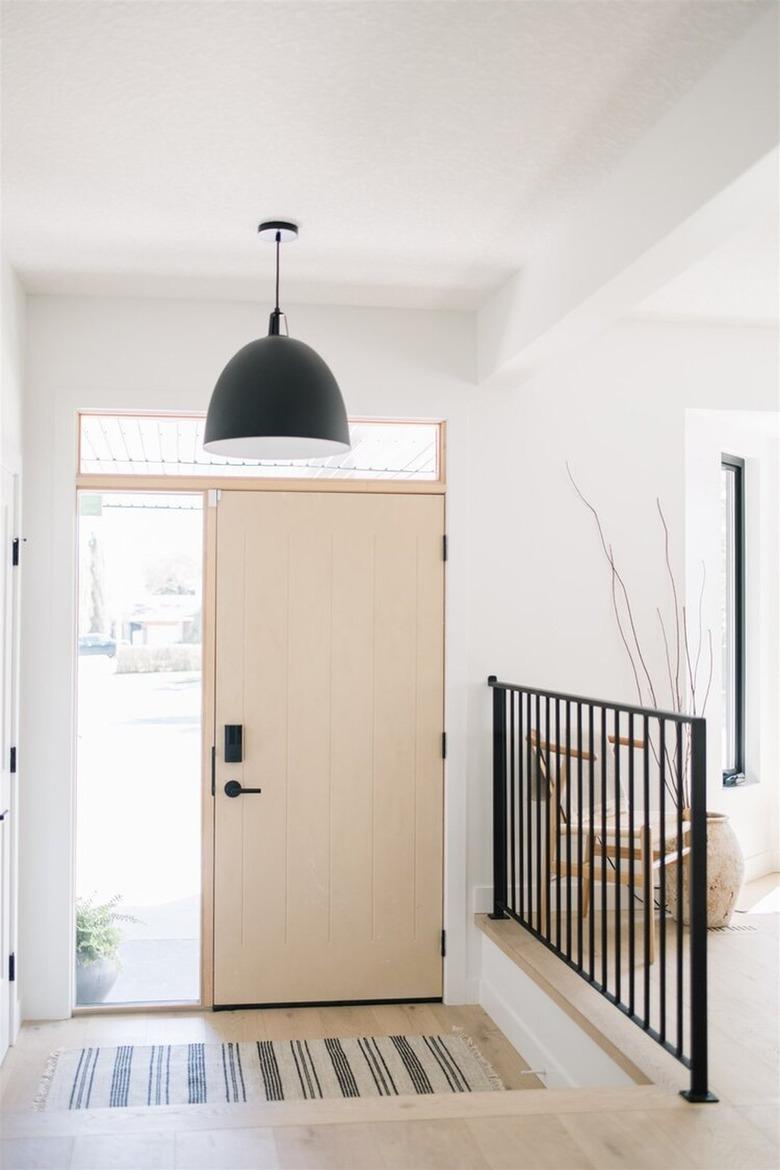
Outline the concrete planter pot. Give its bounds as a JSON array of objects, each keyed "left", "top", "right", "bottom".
[
  {"left": 669, "top": 811, "right": 744, "bottom": 928},
  {"left": 76, "top": 956, "right": 120, "bottom": 1004}
]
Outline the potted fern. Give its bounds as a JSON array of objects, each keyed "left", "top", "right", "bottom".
[{"left": 75, "top": 894, "right": 138, "bottom": 1003}]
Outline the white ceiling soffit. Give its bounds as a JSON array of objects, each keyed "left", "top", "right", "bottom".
[
  {"left": 0, "top": 0, "right": 767, "bottom": 310},
  {"left": 633, "top": 219, "right": 780, "bottom": 326}
]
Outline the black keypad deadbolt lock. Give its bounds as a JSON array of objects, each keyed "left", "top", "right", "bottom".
[{"left": 224, "top": 724, "right": 243, "bottom": 763}]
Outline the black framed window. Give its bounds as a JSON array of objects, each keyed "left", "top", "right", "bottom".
[{"left": 721, "top": 455, "right": 745, "bottom": 785}]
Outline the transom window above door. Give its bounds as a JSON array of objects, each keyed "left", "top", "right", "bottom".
[{"left": 79, "top": 413, "right": 443, "bottom": 481}]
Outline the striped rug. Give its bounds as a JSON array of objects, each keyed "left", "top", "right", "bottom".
[{"left": 36, "top": 1032, "right": 503, "bottom": 1110}]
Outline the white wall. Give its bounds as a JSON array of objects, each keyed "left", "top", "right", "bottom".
[
  {"left": 19, "top": 293, "right": 780, "bottom": 1020},
  {"left": 686, "top": 409, "right": 779, "bottom": 878},
  {"left": 21, "top": 294, "right": 475, "bottom": 1019},
  {"left": 465, "top": 318, "right": 778, "bottom": 985}
]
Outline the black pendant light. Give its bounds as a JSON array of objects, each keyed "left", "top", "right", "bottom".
[{"left": 204, "top": 221, "right": 350, "bottom": 459}]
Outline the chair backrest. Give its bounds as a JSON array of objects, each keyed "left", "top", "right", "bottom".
[
  {"left": 526, "top": 729, "right": 643, "bottom": 822},
  {"left": 527, "top": 729, "right": 597, "bottom": 814},
  {"left": 606, "top": 733, "right": 648, "bottom": 818}
]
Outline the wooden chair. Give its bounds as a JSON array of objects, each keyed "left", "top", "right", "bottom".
[{"left": 528, "top": 730, "right": 692, "bottom": 964}]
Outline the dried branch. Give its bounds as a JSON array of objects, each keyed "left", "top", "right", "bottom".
[
  {"left": 682, "top": 605, "right": 696, "bottom": 713},
  {"left": 611, "top": 546, "right": 644, "bottom": 704},
  {"left": 701, "top": 629, "right": 714, "bottom": 715},
  {"left": 657, "top": 500, "right": 682, "bottom": 710},
  {"left": 567, "top": 464, "right": 659, "bottom": 707},
  {"left": 693, "top": 562, "right": 705, "bottom": 692},
  {"left": 568, "top": 469, "right": 717, "bottom": 810},
  {"left": 657, "top": 609, "right": 676, "bottom": 709}
]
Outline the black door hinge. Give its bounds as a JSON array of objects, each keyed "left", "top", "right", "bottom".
[
  {"left": 9, "top": 747, "right": 16, "bottom": 774},
  {"left": 440, "top": 930, "right": 446, "bottom": 958},
  {"left": 441, "top": 732, "right": 447, "bottom": 760},
  {"left": 442, "top": 534, "right": 448, "bottom": 562},
  {"left": 210, "top": 745, "right": 216, "bottom": 796},
  {"left": 11, "top": 538, "right": 19, "bottom": 567},
  {"left": 8, "top": 953, "right": 15, "bottom": 982}
]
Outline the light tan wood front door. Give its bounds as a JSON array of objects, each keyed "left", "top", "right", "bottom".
[{"left": 212, "top": 491, "right": 445, "bottom": 1006}]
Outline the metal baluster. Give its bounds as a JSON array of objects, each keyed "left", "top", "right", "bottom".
[
  {"left": 509, "top": 691, "right": 516, "bottom": 915},
  {"left": 565, "top": 700, "right": 572, "bottom": 960},
  {"left": 601, "top": 706, "right": 608, "bottom": 990},
  {"left": 555, "top": 698, "right": 562, "bottom": 950},
  {"left": 643, "top": 713, "right": 651, "bottom": 1030},
  {"left": 682, "top": 717, "right": 716, "bottom": 1101},
  {"left": 535, "top": 692, "right": 542, "bottom": 934},
  {"left": 628, "top": 712, "right": 635, "bottom": 1018},
  {"left": 545, "top": 696, "right": 551, "bottom": 940},
  {"left": 614, "top": 711, "right": 621, "bottom": 1004},
  {"left": 577, "top": 701, "right": 583, "bottom": 971},
  {"left": 589, "top": 704, "right": 596, "bottom": 981},
  {"left": 489, "top": 680, "right": 508, "bottom": 919},
  {"left": 676, "top": 721, "right": 684, "bottom": 1058},
  {"left": 659, "top": 718, "right": 667, "bottom": 1043},
  {"left": 526, "top": 692, "right": 533, "bottom": 931},
  {"left": 518, "top": 690, "right": 525, "bottom": 922}
]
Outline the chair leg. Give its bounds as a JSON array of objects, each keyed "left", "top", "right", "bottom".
[
  {"left": 581, "top": 834, "right": 592, "bottom": 918},
  {"left": 539, "top": 751, "right": 560, "bottom": 934}
]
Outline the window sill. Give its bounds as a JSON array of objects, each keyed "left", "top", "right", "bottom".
[{"left": 722, "top": 775, "right": 759, "bottom": 789}]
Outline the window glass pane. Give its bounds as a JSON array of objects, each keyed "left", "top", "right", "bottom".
[
  {"left": 79, "top": 415, "right": 441, "bottom": 480},
  {"left": 75, "top": 492, "right": 202, "bottom": 1005},
  {"left": 720, "top": 466, "right": 736, "bottom": 771},
  {"left": 720, "top": 459, "right": 743, "bottom": 780}
]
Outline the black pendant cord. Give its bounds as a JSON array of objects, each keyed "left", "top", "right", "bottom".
[
  {"left": 275, "top": 231, "right": 281, "bottom": 312},
  {"left": 268, "top": 231, "right": 283, "bottom": 335}
]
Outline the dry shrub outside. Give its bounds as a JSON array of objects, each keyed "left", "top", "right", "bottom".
[{"left": 115, "top": 644, "right": 202, "bottom": 674}]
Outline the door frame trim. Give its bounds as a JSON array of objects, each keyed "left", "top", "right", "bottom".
[
  {"left": 73, "top": 464, "right": 447, "bottom": 1013},
  {"left": 76, "top": 476, "right": 445, "bottom": 496},
  {"left": 0, "top": 465, "right": 22, "bottom": 1051}
]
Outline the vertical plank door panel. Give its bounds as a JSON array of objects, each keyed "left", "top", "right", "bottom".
[{"left": 213, "top": 492, "right": 444, "bottom": 1005}]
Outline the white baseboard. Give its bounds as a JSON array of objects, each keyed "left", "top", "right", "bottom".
[
  {"left": 478, "top": 933, "right": 635, "bottom": 1090},
  {"left": 463, "top": 975, "right": 481, "bottom": 1005},
  {"left": 743, "top": 851, "right": 780, "bottom": 883}
]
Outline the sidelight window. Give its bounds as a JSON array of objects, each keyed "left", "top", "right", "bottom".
[{"left": 75, "top": 491, "right": 203, "bottom": 1005}]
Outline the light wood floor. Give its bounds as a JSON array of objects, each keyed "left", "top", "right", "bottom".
[
  {"left": 0, "top": 1002, "right": 543, "bottom": 1111},
  {"left": 2, "top": 879, "right": 778, "bottom": 1169}
]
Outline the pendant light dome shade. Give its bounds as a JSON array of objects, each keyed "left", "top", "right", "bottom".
[
  {"left": 203, "top": 334, "right": 350, "bottom": 460},
  {"left": 204, "top": 220, "right": 350, "bottom": 460}
]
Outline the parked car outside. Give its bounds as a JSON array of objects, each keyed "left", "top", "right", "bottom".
[{"left": 78, "top": 633, "right": 117, "bottom": 658}]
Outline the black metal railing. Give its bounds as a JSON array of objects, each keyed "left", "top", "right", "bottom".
[{"left": 487, "top": 676, "right": 716, "bottom": 1102}]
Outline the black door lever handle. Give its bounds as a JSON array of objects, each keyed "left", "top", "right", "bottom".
[{"left": 224, "top": 780, "right": 262, "bottom": 798}]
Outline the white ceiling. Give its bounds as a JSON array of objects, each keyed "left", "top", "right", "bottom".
[
  {"left": 0, "top": 0, "right": 767, "bottom": 309},
  {"left": 634, "top": 219, "right": 779, "bottom": 325}
]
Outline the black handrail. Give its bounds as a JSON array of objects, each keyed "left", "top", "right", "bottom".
[
  {"left": 487, "top": 678, "right": 699, "bottom": 724},
  {"left": 487, "top": 675, "right": 717, "bottom": 1103}
]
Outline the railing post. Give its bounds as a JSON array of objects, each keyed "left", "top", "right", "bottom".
[
  {"left": 488, "top": 676, "right": 509, "bottom": 919},
  {"left": 680, "top": 717, "right": 718, "bottom": 1103}
]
